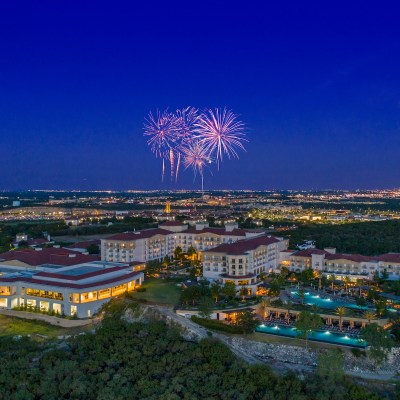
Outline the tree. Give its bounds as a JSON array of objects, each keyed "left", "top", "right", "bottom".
[
  {"left": 343, "top": 276, "right": 351, "bottom": 295},
  {"left": 295, "top": 311, "right": 323, "bottom": 348},
  {"left": 268, "top": 281, "right": 281, "bottom": 298},
  {"left": 315, "top": 349, "right": 346, "bottom": 399},
  {"left": 355, "top": 296, "right": 367, "bottom": 308},
  {"left": 86, "top": 244, "right": 100, "bottom": 254},
  {"left": 222, "top": 281, "right": 236, "bottom": 299},
  {"left": 174, "top": 246, "right": 183, "bottom": 260},
  {"left": 316, "top": 348, "right": 345, "bottom": 381},
  {"left": 285, "top": 300, "right": 293, "bottom": 321},
  {"left": 299, "top": 268, "right": 314, "bottom": 285},
  {"left": 335, "top": 307, "right": 346, "bottom": 330},
  {"left": 328, "top": 274, "right": 336, "bottom": 291},
  {"left": 363, "top": 310, "right": 376, "bottom": 324},
  {"left": 373, "top": 270, "right": 381, "bottom": 285},
  {"left": 375, "top": 298, "right": 387, "bottom": 318},
  {"left": 360, "top": 323, "right": 394, "bottom": 367},
  {"left": 210, "top": 282, "right": 221, "bottom": 303},
  {"left": 239, "top": 286, "right": 249, "bottom": 302},
  {"left": 180, "top": 285, "right": 202, "bottom": 305},
  {"left": 198, "top": 296, "right": 214, "bottom": 319},
  {"left": 298, "top": 288, "right": 305, "bottom": 305},
  {"left": 259, "top": 297, "right": 270, "bottom": 319},
  {"left": 380, "top": 269, "right": 389, "bottom": 282},
  {"left": 187, "top": 245, "right": 197, "bottom": 260},
  {"left": 235, "top": 310, "right": 259, "bottom": 334},
  {"left": 280, "top": 266, "right": 289, "bottom": 278}
]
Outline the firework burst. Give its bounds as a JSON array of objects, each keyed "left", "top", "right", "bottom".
[
  {"left": 143, "top": 106, "right": 248, "bottom": 189},
  {"left": 180, "top": 140, "right": 212, "bottom": 191},
  {"left": 143, "top": 110, "right": 180, "bottom": 180},
  {"left": 195, "top": 107, "right": 247, "bottom": 168}
]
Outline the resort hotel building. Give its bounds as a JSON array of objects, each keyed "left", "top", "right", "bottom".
[
  {"left": 0, "top": 247, "right": 145, "bottom": 318},
  {"left": 101, "top": 221, "right": 266, "bottom": 263},
  {"left": 202, "top": 235, "right": 289, "bottom": 294},
  {"left": 280, "top": 248, "right": 400, "bottom": 281}
]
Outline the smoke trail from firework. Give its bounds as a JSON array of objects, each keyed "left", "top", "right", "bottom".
[
  {"left": 180, "top": 139, "right": 212, "bottom": 192},
  {"left": 194, "top": 107, "right": 247, "bottom": 168}
]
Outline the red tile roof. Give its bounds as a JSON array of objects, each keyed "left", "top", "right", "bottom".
[
  {"left": 325, "top": 253, "right": 373, "bottom": 263},
  {"left": 292, "top": 249, "right": 330, "bottom": 257},
  {"left": 0, "top": 248, "right": 100, "bottom": 267},
  {"left": 203, "top": 235, "right": 281, "bottom": 255},
  {"left": 375, "top": 253, "right": 400, "bottom": 263},
  {"left": 0, "top": 271, "right": 142, "bottom": 289},
  {"left": 65, "top": 240, "right": 101, "bottom": 249},
  {"left": 159, "top": 221, "right": 187, "bottom": 226},
  {"left": 105, "top": 228, "right": 171, "bottom": 241},
  {"left": 184, "top": 227, "right": 249, "bottom": 236}
]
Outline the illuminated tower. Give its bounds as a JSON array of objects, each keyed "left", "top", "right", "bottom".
[{"left": 165, "top": 201, "right": 171, "bottom": 214}]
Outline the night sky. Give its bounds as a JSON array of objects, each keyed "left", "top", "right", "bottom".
[{"left": 1, "top": 2, "right": 400, "bottom": 191}]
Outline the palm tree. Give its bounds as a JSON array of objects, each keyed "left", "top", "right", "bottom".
[
  {"left": 343, "top": 276, "right": 351, "bottom": 296},
  {"left": 356, "top": 278, "right": 364, "bottom": 297},
  {"left": 314, "top": 269, "right": 322, "bottom": 291},
  {"left": 285, "top": 300, "right": 293, "bottom": 321},
  {"left": 329, "top": 274, "right": 336, "bottom": 292},
  {"left": 298, "top": 288, "right": 305, "bottom": 305},
  {"left": 363, "top": 310, "right": 376, "bottom": 324},
  {"left": 336, "top": 306, "right": 346, "bottom": 330},
  {"left": 259, "top": 297, "right": 270, "bottom": 319},
  {"left": 239, "top": 286, "right": 249, "bottom": 302}
]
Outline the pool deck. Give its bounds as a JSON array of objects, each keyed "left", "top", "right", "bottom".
[{"left": 264, "top": 305, "right": 388, "bottom": 327}]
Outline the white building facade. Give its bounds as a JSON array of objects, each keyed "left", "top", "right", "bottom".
[
  {"left": 101, "top": 222, "right": 266, "bottom": 263},
  {"left": 0, "top": 261, "right": 145, "bottom": 318},
  {"left": 202, "top": 235, "right": 289, "bottom": 294}
]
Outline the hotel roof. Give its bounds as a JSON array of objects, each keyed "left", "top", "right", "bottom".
[
  {"left": 0, "top": 248, "right": 100, "bottom": 267},
  {"left": 105, "top": 228, "right": 171, "bottom": 241},
  {"left": 203, "top": 235, "right": 281, "bottom": 255}
]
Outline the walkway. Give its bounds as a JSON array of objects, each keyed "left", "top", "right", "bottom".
[{"left": 0, "top": 309, "right": 95, "bottom": 328}]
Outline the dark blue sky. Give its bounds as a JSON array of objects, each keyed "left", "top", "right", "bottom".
[{"left": 1, "top": 2, "right": 400, "bottom": 190}]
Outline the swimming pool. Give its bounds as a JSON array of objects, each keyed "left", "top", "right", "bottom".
[
  {"left": 290, "top": 291, "right": 367, "bottom": 310},
  {"left": 290, "top": 291, "right": 398, "bottom": 313},
  {"left": 256, "top": 324, "right": 367, "bottom": 348}
]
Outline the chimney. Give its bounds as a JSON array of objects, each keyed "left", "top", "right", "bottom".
[{"left": 324, "top": 247, "right": 336, "bottom": 254}]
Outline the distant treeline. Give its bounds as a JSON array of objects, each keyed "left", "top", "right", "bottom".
[{"left": 279, "top": 220, "right": 400, "bottom": 255}]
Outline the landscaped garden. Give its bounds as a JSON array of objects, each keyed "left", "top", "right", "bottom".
[{"left": 128, "top": 277, "right": 182, "bottom": 305}]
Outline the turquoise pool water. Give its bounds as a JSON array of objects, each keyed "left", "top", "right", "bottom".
[
  {"left": 256, "top": 324, "right": 367, "bottom": 348},
  {"left": 290, "top": 291, "right": 367, "bottom": 310},
  {"left": 290, "top": 291, "right": 398, "bottom": 313}
]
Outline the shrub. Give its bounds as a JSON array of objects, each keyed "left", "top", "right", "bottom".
[
  {"left": 191, "top": 315, "right": 243, "bottom": 334},
  {"left": 351, "top": 348, "right": 366, "bottom": 358}
]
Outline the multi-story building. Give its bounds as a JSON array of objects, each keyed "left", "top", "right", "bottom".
[
  {"left": 0, "top": 260, "right": 145, "bottom": 318},
  {"left": 101, "top": 222, "right": 266, "bottom": 263},
  {"left": 281, "top": 247, "right": 400, "bottom": 280},
  {"left": 202, "top": 235, "right": 289, "bottom": 294}
]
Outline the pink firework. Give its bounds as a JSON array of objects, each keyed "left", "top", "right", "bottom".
[
  {"left": 180, "top": 140, "right": 212, "bottom": 191},
  {"left": 174, "top": 106, "right": 199, "bottom": 180},
  {"left": 143, "top": 110, "right": 180, "bottom": 180},
  {"left": 195, "top": 107, "right": 247, "bottom": 168}
]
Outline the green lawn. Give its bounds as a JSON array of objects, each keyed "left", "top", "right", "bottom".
[
  {"left": 0, "top": 315, "right": 91, "bottom": 338},
  {"left": 129, "top": 278, "right": 182, "bottom": 305}
]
